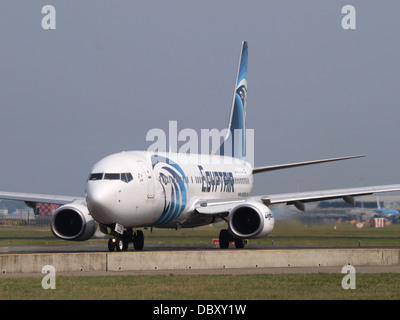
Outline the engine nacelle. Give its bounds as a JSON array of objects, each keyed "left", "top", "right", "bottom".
[
  {"left": 228, "top": 201, "right": 275, "bottom": 239},
  {"left": 51, "top": 202, "right": 96, "bottom": 241}
]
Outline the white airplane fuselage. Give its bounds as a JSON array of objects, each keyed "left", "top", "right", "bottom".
[{"left": 86, "top": 151, "right": 254, "bottom": 229}]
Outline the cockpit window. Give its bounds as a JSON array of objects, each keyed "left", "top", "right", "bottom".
[
  {"left": 89, "top": 173, "right": 103, "bottom": 181},
  {"left": 121, "top": 172, "right": 133, "bottom": 183},
  {"left": 89, "top": 172, "right": 133, "bottom": 182},
  {"left": 104, "top": 173, "right": 120, "bottom": 180}
]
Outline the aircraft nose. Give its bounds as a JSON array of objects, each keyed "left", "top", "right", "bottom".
[{"left": 86, "top": 182, "right": 117, "bottom": 224}]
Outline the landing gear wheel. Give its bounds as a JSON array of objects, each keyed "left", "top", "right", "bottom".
[
  {"left": 133, "top": 230, "right": 144, "bottom": 250},
  {"left": 219, "top": 229, "right": 230, "bottom": 249},
  {"left": 234, "top": 238, "right": 245, "bottom": 249},
  {"left": 122, "top": 231, "right": 130, "bottom": 251},
  {"left": 108, "top": 238, "right": 116, "bottom": 252},
  {"left": 115, "top": 238, "right": 124, "bottom": 252}
]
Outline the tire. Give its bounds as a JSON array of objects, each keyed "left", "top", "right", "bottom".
[
  {"left": 108, "top": 238, "right": 116, "bottom": 252},
  {"left": 234, "top": 238, "right": 245, "bottom": 249},
  {"left": 122, "top": 232, "right": 130, "bottom": 251},
  {"left": 219, "top": 229, "right": 230, "bottom": 249},
  {"left": 133, "top": 230, "right": 144, "bottom": 250},
  {"left": 115, "top": 238, "right": 124, "bottom": 252}
]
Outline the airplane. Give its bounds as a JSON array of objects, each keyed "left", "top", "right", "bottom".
[
  {"left": 376, "top": 197, "right": 399, "bottom": 215},
  {"left": 1, "top": 41, "right": 400, "bottom": 251}
]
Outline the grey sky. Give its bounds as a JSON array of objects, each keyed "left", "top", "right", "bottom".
[{"left": 0, "top": 1, "right": 400, "bottom": 197}]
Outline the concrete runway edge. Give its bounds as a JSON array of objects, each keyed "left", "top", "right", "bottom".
[{"left": 0, "top": 248, "right": 399, "bottom": 274}]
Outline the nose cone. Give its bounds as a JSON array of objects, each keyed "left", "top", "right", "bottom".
[{"left": 86, "top": 182, "right": 118, "bottom": 224}]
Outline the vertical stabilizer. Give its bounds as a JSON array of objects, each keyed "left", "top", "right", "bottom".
[{"left": 220, "top": 41, "right": 248, "bottom": 159}]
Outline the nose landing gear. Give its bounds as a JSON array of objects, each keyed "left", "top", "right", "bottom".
[{"left": 107, "top": 228, "right": 144, "bottom": 252}]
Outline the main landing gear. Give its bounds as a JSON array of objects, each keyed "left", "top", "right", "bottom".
[
  {"left": 108, "top": 228, "right": 144, "bottom": 252},
  {"left": 218, "top": 229, "right": 246, "bottom": 249}
]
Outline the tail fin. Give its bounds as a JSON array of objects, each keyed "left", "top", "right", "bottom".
[{"left": 220, "top": 41, "right": 248, "bottom": 159}]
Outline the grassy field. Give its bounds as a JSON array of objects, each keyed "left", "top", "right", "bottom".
[{"left": 0, "top": 273, "right": 399, "bottom": 300}]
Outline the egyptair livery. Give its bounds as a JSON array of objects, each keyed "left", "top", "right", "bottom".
[{"left": 1, "top": 41, "right": 400, "bottom": 250}]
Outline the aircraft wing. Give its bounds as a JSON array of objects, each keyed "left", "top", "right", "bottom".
[
  {"left": 260, "top": 184, "right": 400, "bottom": 211},
  {"left": 195, "top": 184, "right": 400, "bottom": 214},
  {"left": 252, "top": 155, "right": 365, "bottom": 174},
  {"left": 0, "top": 191, "right": 83, "bottom": 206}
]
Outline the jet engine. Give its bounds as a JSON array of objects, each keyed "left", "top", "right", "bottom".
[
  {"left": 228, "top": 201, "right": 275, "bottom": 239},
  {"left": 51, "top": 202, "right": 96, "bottom": 241}
]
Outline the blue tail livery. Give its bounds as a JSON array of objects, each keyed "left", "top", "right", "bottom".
[{"left": 220, "top": 41, "right": 248, "bottom": 160}]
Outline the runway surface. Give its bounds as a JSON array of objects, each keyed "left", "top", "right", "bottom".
[
  {"left": 0, "top": 238, "right": 399, "bottom": 254},
  {"left": 3, "top": 242, "right": 399, "bottom": 255},
  {"left": 0, "top": 242, "right": 223, "bottom": 254}
]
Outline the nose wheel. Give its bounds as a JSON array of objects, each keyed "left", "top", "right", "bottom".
[
  {"left": 108, "top": 238, "right": 117, "bottom": 251},
  {"left": 107, "top": 229, "right": 144, "bottom": 252}
]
